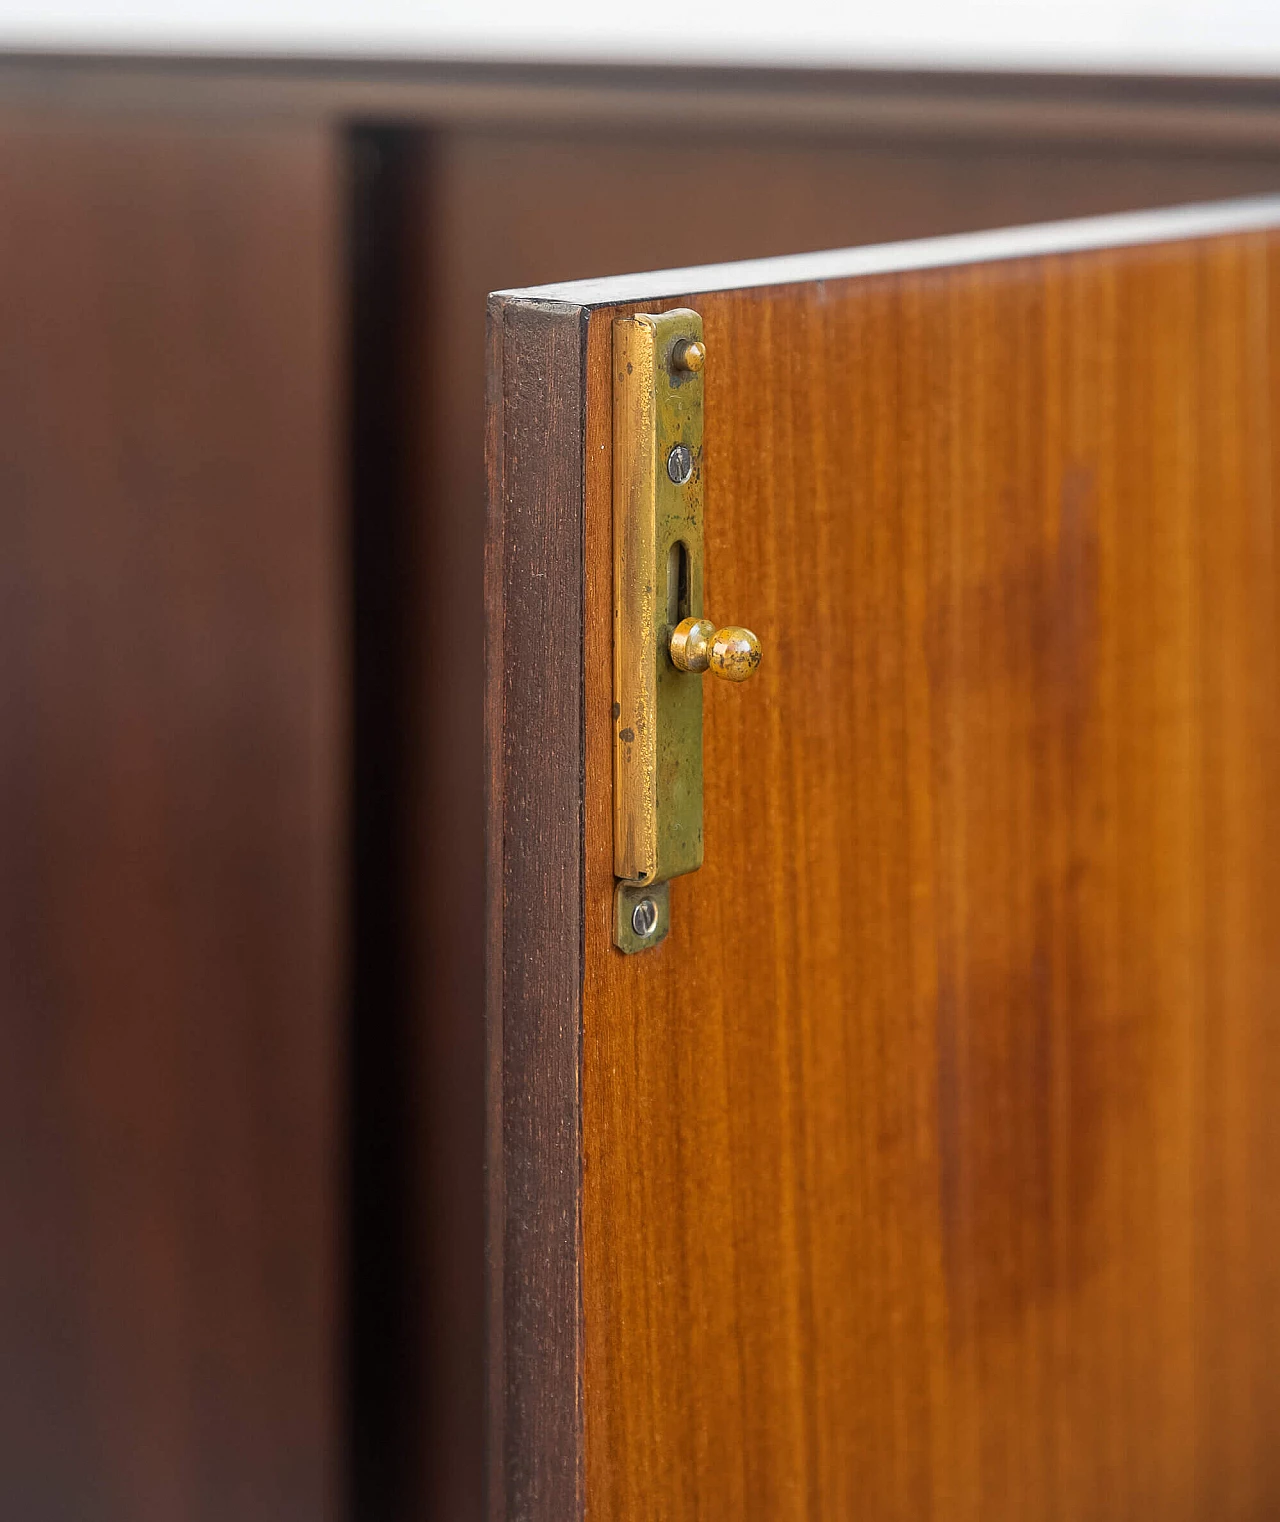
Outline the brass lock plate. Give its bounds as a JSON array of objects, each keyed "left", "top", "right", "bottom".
[
  {"left": 614, "top": 880, "right": 671, "bottom": 954},
  {"left": 613, "top": 308, "right": 706, "bottom": 897}
]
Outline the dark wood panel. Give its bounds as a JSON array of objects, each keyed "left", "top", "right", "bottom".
[
  {"left": 570, "top": 224, "right": 1280, "bottom": 1520},
  {"left": 484, "top": 293, "right": 587, "bottom": 1522},
  {"left": 7, "top": 56, "right": 1280, "bottom": 150},
  {"left": 6, "top": 55, "right": 1280, "bottom": 1522},
  {"left": 0, "top": 111, "right": 345, "bottom": 1522}
]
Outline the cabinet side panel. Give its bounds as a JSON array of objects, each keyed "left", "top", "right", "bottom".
[{"left": 0, "top": 111, "right": 345, "bottom": 1522}]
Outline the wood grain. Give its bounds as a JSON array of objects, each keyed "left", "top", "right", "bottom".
[
  {"left": 453, "top": 137, "right": 1280, "bottom": 1521},
  {"left": 0, "top": 111, "right": 344, "bottom": 1521},
  {"left": 485, "top": 294, "right": 587, "bottom": 1522},
  {"left": 572, "top": 226, "right": 1280, "bottom": 1520},
  {"left": 11, "top": 56, "right": 1280, "bottom": 1522}
]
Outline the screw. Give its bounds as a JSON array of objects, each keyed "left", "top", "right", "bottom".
[
  {"left": 631, "top": 898, "right": 659, "bottom": 938},
  {"left": 667, "top": 444, "right": 693, "bottom": 485}
]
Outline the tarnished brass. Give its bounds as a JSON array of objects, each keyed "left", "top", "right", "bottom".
[
  {"left": 614, "top": 308, "right": 707, "bottom": 889},
  {"left": 672, "top": 338, "right": 706, "bottom": 374},
  {"left": 614, "top": 880, "right": 670, "bottom": 954},
  {"left": 669, "top": 616, "right": 715, "bottom": 673},
  {"left": 709, "top": 625, "right": 762, "bottom": 682},
  {"left": 670, "top": 617, "right": 762, "bottom": 681},
  {"left": 613, "top": 310, "right": 762, "bottom": 942}
]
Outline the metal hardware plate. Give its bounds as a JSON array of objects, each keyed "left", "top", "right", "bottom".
[
  {"left": 613, "top": 308, "right": 705, "bottom": 892},
  {"left": 614, "top": 880, "right": 671, "bottom": 954}
]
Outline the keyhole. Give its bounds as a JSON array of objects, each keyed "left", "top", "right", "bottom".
[{"left": 666, "top": 540, "right": 691, "bottom": 629}]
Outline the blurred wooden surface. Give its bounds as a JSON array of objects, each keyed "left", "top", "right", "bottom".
[
  {"left": 0, "top": 112, "right": 344, "bottom": 1521},
  {"left": 8, "top": 57, "right": 1280, "bottom": 148},
  {"left": 574, "top": 225, "right": 1280, "bottom": 1519}
]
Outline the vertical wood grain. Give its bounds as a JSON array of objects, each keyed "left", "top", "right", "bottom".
[
  {"left": 574, "top": 230, "right": 1280, "bottom": 1521},
  {"left": 453, "top": 126, "right": 1280, "bottom": 1522},
  {"left": 0, "top": 111, "right": 344, "bottom": 1522},
  {"left": 485, "top": 295, "right": 587, "bottom": 1522}
]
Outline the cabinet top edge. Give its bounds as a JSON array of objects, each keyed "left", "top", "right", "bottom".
[{"left": 492, "top": 192, "right": 1280, "bottom": 312}]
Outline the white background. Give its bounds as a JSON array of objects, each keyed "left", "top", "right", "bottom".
[{"left": 0, "top": 0, "right": 1278, "bottom": 75}]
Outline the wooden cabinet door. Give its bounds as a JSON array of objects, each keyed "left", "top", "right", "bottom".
[{"left": 486, "top": 196, "right": 1280, "bottom": 1522}]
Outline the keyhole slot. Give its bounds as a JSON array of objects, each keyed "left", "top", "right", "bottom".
[{"left": 666, "top": 539, "right": 691, "bottom": 630}]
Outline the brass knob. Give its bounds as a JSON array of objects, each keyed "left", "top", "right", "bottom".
[
  {"left": 671, "top": 338, "right": 707, "bottom": 374},
  {"left": 670, "top": 617, "right": 762, "bottom": 683}
]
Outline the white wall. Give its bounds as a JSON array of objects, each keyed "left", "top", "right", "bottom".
[{"left": 1, "top": 0, "right": 1278, "bottom": 75}]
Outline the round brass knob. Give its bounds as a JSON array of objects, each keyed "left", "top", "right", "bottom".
[
  {"left": 672, "top": 338, "right": 706, "bottom": 374},
  {"left": 669, "top": 617, "right": 762, "bottom": 682}
]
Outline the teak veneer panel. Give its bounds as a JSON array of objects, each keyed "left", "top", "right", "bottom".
[
  {"left": 580, "top": 233, "right": 1280, "bottom": 1521},
  {"left": 490, "top": 208, "right": 1280, "bottom": 1522},
  {"left": 445, "top": 129, "right": 1280, "bottom": 1522}
]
